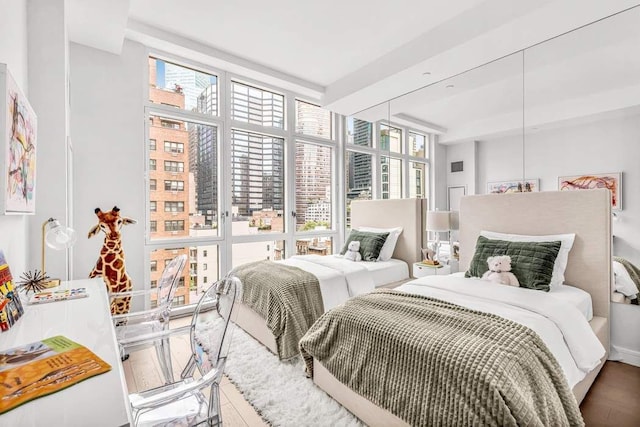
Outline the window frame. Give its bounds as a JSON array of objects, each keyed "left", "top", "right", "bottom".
[{"left": 143, "top": 51, "right": 434, "bottom": 318}]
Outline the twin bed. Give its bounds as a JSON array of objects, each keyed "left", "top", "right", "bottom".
[
  {"left": 232, "top": 198, "right": 427, "bottom": 358},
  {"left": 233, "top": 190, "right": 611, "bottom": 425},
  {"left": 307, "top": 189, "right": 609, "bottom": 425}
]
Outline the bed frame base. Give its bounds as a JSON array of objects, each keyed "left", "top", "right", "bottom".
[{"left": 233, "top": 302, "right": 278, "bottom": 355}]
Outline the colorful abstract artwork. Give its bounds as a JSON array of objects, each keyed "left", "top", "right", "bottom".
[
  {"left": 487, "top": 179, "right": 539, "bottom": 194},
  {"left": 1, "top": 65, "right": 37, "bottom": 214},
  {"left": 559, "top": 173, "right": 621, "bottom": 210}
]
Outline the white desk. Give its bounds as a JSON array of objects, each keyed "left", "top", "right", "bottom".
[{"left": 0, "top": 278, "right": 132, "bottom": 426}]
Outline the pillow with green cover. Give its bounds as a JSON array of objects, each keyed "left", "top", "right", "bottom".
[
  {"left": 340, "top": 230, "right": 390, "bottom": 262},
  {"left": 465, "top": 235, "right": 561, "bottom": 291}
]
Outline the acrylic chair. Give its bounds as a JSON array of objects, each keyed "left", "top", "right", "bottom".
[
  {"left": 111, "top": 254, "right": 187, "bottom": 383},
  {"left": 126, "top": 275, "right": 241, "bottom": 427}
]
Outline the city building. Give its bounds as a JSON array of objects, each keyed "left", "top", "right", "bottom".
[{"left": 148, "top": 58, "right": 191, "bottom": 307}]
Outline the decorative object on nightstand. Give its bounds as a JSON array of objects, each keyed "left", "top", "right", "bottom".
[
  {"left": 421, "top": 247, "right": 437, "bottom": 264},
  {"left": 413, "top": 262, "right": 451, "bottom": 278},
  {"left": 41, "top": 218, "right": 77, "bottom": 288}
]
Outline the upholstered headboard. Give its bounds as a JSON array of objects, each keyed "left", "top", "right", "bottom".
[
  {"left": 351, "top": 198, "right": 428, "bottom": 267},
  {"left": 459, "top": 189, "right": 611, "bottom": 319}
]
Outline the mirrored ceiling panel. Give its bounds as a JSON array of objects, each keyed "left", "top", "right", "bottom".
[
  {"left": 389, "top": 51, "right": 525, "bottom": 205},
  {"left": 390, "top": 52, "right": 524, "bottom": 145}
]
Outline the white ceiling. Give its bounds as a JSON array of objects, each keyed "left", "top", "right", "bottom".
[
  {"left": 128, "top": 0, "right": 485, "bottom": 87},
  {"left": 353, "top": 6, "right": 640, "bottom": 144},
  {"left": 66, "top": 0, "right": 640, "bottom": 130}
]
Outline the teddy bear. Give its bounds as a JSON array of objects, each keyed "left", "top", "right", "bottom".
[
  {"left": 344, "top": 240, "right": 362, "bottom": 262},
  {"left": 481, "top": 255, "right": 520, "bottom": 287}
]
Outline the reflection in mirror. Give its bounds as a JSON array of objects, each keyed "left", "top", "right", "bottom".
[
  {"left": 523, "top": 7, "right": 640, "bottom": 305},
  {"left": 390, "top": 50, "right": 525, "bottom": 201},
  {"left": 388, "top": 51, "right": 525, "bottom": 254},
  {"left": 345, "top": 102, "right": 385, "bottom": 228}
]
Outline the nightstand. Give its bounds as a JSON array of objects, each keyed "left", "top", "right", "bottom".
[{"left": 413, "top": 263, "right": 451, "bottom": 278}]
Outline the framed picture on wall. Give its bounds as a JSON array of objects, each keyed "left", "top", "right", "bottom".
[
  {"left": 558, "top": 172, "right": 622, "bottom": 210},
  {"left": 487, "top": 179, "right": 539, "bottom": 194},
  {"left": 0, "top": 63, "right": 38, "bottom": 214}
]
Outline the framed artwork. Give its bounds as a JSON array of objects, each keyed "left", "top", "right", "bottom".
[
  {"left": 0, "top": 64, "right": 37, "bottom": 214},
  {"left": 487, "top": 179, "right": 539, "bottom": 194},
  {"left": 558, "top": 173, "right": 621, "bottom": 210}
]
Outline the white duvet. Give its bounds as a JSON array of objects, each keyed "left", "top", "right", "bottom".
[
  {"left": 281, "top": 255, "right": 375, "bottom": 311},
  {"left": 398, "top": 275, "right": 605, "bottom": 388}
]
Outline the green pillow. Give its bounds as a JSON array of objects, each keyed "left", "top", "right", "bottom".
[
  {"left": 465, "top": 236, "right": 561, "bottom": 291},
  {"left": 340, "top": 230, "right": 390, "bottom": 262}
]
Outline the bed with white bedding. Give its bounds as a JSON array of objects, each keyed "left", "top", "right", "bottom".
[
  {"left": 449, "top": 271, "right": 595, "bottom": 321},
  {"left": 304, "top": 189, "right": 611, "bottom": 426},
  {"left": 398, "top": 276, "right": 602, "bottom": 389},
  {"left": 282, "top": 255, "right": 408, "bottom": 310},
  {"left": 233, "top": 198, "right": 425, "bottom": 358}
]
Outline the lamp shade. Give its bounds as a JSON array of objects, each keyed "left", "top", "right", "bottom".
[
  {"left": 45, "top": 219, "right": 77, "bottom": 250},
  {"left": 449, "top": 211, "right": 460, "bottom": 231},
  {"left": 426, "top": 211, "right": 451, "bottom": 232}
]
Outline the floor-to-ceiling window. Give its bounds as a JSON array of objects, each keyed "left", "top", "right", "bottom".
[
  {"left": 146, "top": 56, "right": 222, "bottom": 310},
  {"left": 145, "top": 55, "right": 430, "bottom": 311},
  {"left": 145, "top": 56, "right": 339, "bottom": 311}
]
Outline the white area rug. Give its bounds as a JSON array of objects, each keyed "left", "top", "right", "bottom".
[{"left": 224, "top": 325, "right": 364, "bottom": 427}]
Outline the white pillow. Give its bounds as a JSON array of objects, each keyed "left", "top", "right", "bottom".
[
  {"left": 356, "top": 226, "right": 403, "bottom": 261},
  {"left": 480, "top": 230, "right": 575, "bottom": 289},
  {"left": 613, "top": 261, "right": 639, "bottom": 297}
]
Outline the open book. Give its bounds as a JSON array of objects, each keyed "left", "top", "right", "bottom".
[{"left": 0, "top": 335, "right": 111, "bottom": 414}]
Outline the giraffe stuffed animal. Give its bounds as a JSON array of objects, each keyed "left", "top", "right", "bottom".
[{"left": 88, "top": 206, "right": 136, "bottom": 315}]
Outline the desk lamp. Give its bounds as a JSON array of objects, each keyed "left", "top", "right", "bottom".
[{"left": 41, "top": 218, "right": 77, "bottom": 287}]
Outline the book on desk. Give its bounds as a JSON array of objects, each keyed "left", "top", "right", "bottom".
[
  {"left": 28, "top": 288, "right": 88, "bottom": 305},
  {"left": 0, "top": 335, "right": 111, "bottom": 414}
]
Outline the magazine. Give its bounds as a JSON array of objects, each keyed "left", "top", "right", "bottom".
[
  {"left": 28, "top": 288, "right": 88, "bottom": 305},
  {"left": 0, "top": 335, "right": 111, "bottom": 414}
]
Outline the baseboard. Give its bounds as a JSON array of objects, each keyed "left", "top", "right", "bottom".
[{"left": 611, "top": 345, "right": 640, "bottom": 367}]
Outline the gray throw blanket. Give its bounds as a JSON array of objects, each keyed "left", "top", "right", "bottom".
[
  {"left": 300, "top": 289, "right": 584, "bottom": 427},
  {"left": 232, "top": 260, "right": 323, "bottom": 359}
]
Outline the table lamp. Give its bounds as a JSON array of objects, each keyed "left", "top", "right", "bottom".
[
  {"left": 41, "top": 218, "right": 77, "bottom": 287},
  {"left": 426, "top": 210, "right": 451, "bottom": 262}
]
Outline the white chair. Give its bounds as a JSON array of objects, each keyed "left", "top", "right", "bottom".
[
  {"left": 111, "top": 254, "right": 187, "bottom": 383},
  {"left": 127, "top": 275, "right": 241, "bottom": 426}
]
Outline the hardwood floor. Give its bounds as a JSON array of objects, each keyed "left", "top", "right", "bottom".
[
  {"left": 123, "top": 318, "right": 640, "bottom": 426},
  {"left": 580, "top": 361, "right": 640, "bottom": 427}
]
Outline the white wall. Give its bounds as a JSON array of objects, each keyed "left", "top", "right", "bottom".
[
  {"left": 69, "top": 40, "right": 146, "bottom": 284},
  {"left": 447, "top": 111, "right": 640, "bottom": 363},
  {"left": 0, "top": 0, "right": 29, "bottom": 275},
  {"left": 27, "top": 0, "right": 71, "bottom": 281},
  {"left": 446, "top": 140, "right": 478, "bottom": 197},
  {"left": 477, "top": 113, "right": 640, "bottom": 262}
]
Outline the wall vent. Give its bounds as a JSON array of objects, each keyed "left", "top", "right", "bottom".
[{"left": 451, "top": 161, "right": 464, "bottom": 173}]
